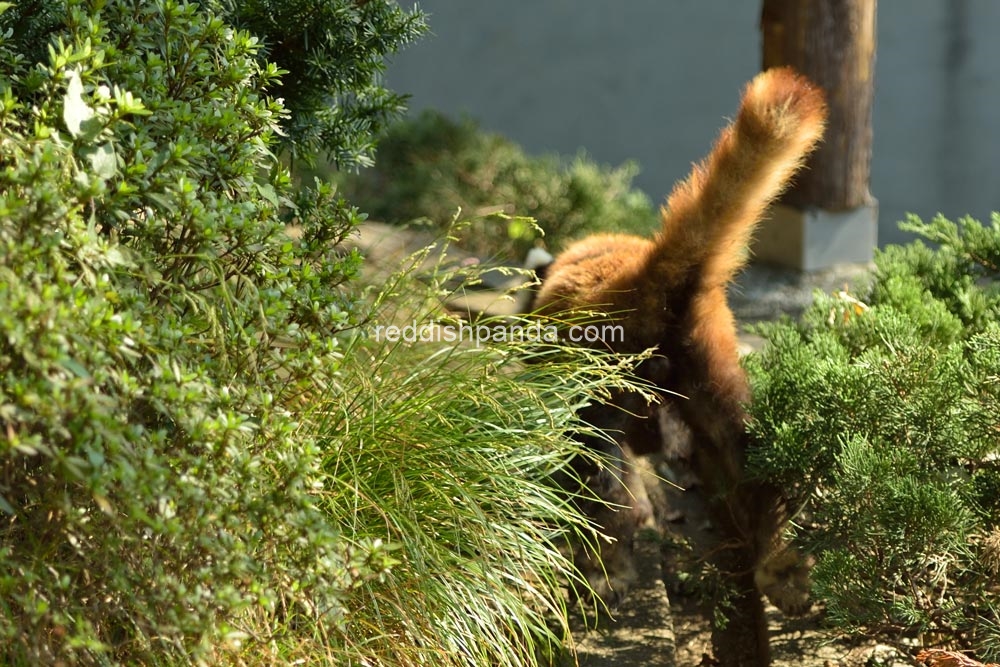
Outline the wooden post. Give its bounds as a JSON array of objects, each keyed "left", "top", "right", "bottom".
[{"left": 754, "top": 0, "right": 879, "bottom": 270}]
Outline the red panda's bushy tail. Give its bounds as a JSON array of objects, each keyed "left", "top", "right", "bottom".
[{"left": 651, "top": 67, "right": 827, "bottom": 288}]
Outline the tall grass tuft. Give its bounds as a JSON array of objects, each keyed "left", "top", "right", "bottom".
[{"left": 301, "top": 233, "right": 655, "bottom": 666}]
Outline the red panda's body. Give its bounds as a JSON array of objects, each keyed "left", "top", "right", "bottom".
[{"left": 531, "top": 67, "right": 827, "bottom": 666}]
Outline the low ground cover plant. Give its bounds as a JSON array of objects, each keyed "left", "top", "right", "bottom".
[{"left": 746, "top": 214, "right": 1000, "bottom": 659}]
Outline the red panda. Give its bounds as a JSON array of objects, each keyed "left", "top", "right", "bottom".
[{"left": 531, "top": 67, "right": 827, "bottom": 662}]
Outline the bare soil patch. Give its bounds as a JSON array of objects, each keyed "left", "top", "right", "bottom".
[{"left": 566, "top": 460, "right": 916, "bottom": 667}]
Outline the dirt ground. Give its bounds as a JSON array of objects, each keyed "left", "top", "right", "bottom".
[{"left": 563, "top": 457, "right": 918, "bottom": 667}]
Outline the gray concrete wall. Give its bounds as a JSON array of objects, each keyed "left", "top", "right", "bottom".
[{"left": 386, "top": 1, "right": 1000, "bottom": 249}]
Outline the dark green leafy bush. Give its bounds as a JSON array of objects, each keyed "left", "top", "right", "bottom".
[
  {"left": 0, "top": 2, "right": 645, "bottom": 665},
  {"left": 333, "top": 110, "right": 659, "bottom": 259},
  {"left": 0, "top": 0, "right": 421, "bottom": 663},
  {"left": 746, "top": 214, "right": 1000, "bottom": 658}
]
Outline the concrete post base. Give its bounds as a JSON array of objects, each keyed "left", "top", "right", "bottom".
[{"left": 752, "top": 202, "right": 878, "bottom": 271}]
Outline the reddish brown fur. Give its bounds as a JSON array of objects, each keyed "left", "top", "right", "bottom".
[{"left": 532, "top": 68, "right": 827, "bottom": 666}]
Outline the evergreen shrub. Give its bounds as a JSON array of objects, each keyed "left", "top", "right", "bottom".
[
  {"left": 0, "top": 0, "right": 421, "bottom": 663},
  {"left": 332, "top": 110, "right": 659, "bottom": 259},
  {"left": 746, "top": 214, "right": 1000, "bottom": 659}
]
